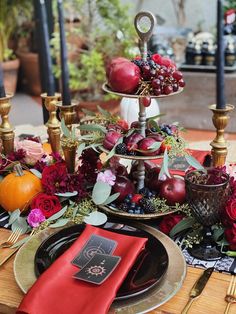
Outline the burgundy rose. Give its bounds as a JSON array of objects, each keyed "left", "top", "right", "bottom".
[
  {"left": 31, "top": 193, "right": 62, "bottom": 218},
  {"left": 42, "top": 162, "right": 68, "bottom": 194},
  {"left": 225, "top": 223, "right": 236, "bottom": 251},
  {"left": 159, "top": 214, "right": 184, "bottom": 235},
  {"left": 225, "top": 199, "right": 236, "bottom": 221}
]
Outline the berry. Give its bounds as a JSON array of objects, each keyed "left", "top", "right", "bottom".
[
  {"left": 115, "top": 143, "right": 127, "bottom": 155},
  {"left": 119, "top": 203, "right": 129, "bottom": 212},
  {"left": 140, "top": 96, "right": 151, "bottom": 107},
  {"left": 173, "top": 83, "right": 179, "bottom": 92},
  {"left": 164, "top": 85, "right": 173, "bottom": 95},
  {"left": 134, "top": 209, "right": 141, "bottom": 214},
  {"left": 128, "top": 209, "right": 134, "bottom": 214},
  {"left": 173, "top": 71, "right": 183, "bottom": 81},
  {"left": 131, "top": 194, "right": 143, "bottom": 204},
  {"left": 127, "top": 150, "right": 137, "bottom": 156},
  {"left": 140, "top": 198, "right": 156, "bottom": 213},
  {"left": 130, "top": 202, "right": 136, "bottom": 209},
  {"left": 179, "top": 79, "right": 186, "bottom": 87},
  {"left": 153, "top": 88, "right": 162, "bottom": 96},
  {"left": 151, "top": 78, "right": 161, "bottom": 89}
]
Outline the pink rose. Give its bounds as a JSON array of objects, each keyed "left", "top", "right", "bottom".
[
  {"left": 15, "top": 139, "right": 44, "bottom": 165},
  {"left": 97, "top": 170, "right": 116, "bottom": 186},
  {"left": 27, "top": 208, "right": 46, "bottom": 228}
]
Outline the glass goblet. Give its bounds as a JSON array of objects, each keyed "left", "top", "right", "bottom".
[{"left": 185, "top": 169, "right": 229, "bottom": 261}]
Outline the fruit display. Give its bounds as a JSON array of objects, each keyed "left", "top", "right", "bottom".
[{"left": 106, "top": 53, "right": 185, "bottom": 97}]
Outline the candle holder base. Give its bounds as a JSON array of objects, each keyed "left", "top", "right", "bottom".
[
  {"left": 0, "top": 94, "right": 14, "bottom": 155},
  {"left": 41, "top": 93, "right": 61, "bottom": 153},
  {"left": 61, "top": 140, "right": 78, "bottom": 173},
  {"left": 55, "top": 101, "right": 78, "bottom": 131},
  {"left": 209, "top": 104, "right": 234, "bottom": 167}
]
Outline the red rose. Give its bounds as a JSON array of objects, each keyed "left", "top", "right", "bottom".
[
  {"left": 151, "top": 53, "right": 162, "bottom": 64},
  {"left": 225, "top": 199, "right": 236, "bottom": 221},
  {"left": 159, "top": 214, "right": 184, "bottom": 235},
  {"left": 31, "top": 193, "right": 62, "bottom": 218},
  {"left": 225, "top": 223, "right": 236, "bottom": 250}
]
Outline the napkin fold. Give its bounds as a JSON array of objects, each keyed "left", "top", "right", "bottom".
[{"left": 17, "top": 224, "right": 148, "bottom": 314}]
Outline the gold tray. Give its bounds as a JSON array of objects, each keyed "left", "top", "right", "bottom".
[
  {"left": 14, "top": 223, "right": 186, "bottom": 313},
  {"left": 102, "top": 83, "right": 183, "bottom": 99},
  {"left": 99, "top": 146, "right": 163, "bottom": 160},
  {"left": 99, "top": 204, "right": 178, "bottom": 220}
]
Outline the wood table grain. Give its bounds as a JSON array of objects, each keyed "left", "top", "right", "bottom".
[{"left": 0, "top": 228, "right": 234, "bottom": 314}]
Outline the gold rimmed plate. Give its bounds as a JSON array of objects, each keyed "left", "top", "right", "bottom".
[
  {"left": 102, "top": 83, "right": 183, "bottom": 99},
  {"left": 99, "top": 204, "right": 178, "bottom": 220},
  {"left": 14, "top": 222, "right": 186, "bottom": 313}
]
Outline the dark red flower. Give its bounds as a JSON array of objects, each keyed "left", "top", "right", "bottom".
[
  {"left": 41, "top": 162, "right": 68, "bottom": 194},
  {"left": 225, "top": 224, "right": 236, "bottom": 251},
  {"left": 31, "top": 193, "right": 62, "bottom": 218},
  {"left": 79, "top": 148, "right": 99, "bottom": 185},
  {"left": 67, "top": 173, "right": 87, "bottom": 199},
  {"left": 159, "top": 214, "right": 184, "bottom": 235},
  {"left": 225, "top": 199, "right": 236, "bottom": 221},
  {"left": 7, "top": 149, "right": 26, "bottom": 162}
]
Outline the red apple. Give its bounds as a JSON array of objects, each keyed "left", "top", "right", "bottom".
[
  {"left": 106, "top": 57, "right": 130, "bottom": 77},
  {"left": 130, "top": 121, "right": 140, "bottom": 129},
  {"left": 112, "top": 176, "right": 135, "bottom": 202},
  {"left": 159, "top": 177, "right": 186, "bottom": 205},
  {"left": 145, "top": 167, "right": 166, "bottom": 192},
  {"left": 108, "top": 61, "right": 141, "bottom": 94},
  {"left": 124, "top": 132, "right": 144, "bottom": 146},
  {"left": 138, "top": 137, "right": 161, "bottom": 156},
  {"left": 103, "top": 131, "right": 122, "bottom": 150}
]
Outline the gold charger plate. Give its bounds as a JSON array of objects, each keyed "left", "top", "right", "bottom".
[
  {"left": 14, "top": 223, "right": 186, "bottom": 314},
  {"left": 102, "top": 83, "right": 184, "bottom": 99},
  {"left": 99, "top": 204, "right": 178, "bottom": 220}
]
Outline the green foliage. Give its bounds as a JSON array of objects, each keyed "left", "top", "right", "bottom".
[
  {"left": 51, "top": 0, "right": 137, "bottom": 101},
  {"left": 224, "top": 0, "right": 236, "bottom": 10},
  {"left": 0, "top": 0, "right": 32, "bottom": 61}
]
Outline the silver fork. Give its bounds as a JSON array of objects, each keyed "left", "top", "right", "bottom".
[
  {"left": 224, "top": 275, "right": 236, "bottom": 314},
  {"left": 0, "top": 227, "right": 22, "bottom": 249}
]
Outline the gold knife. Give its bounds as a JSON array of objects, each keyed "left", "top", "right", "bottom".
[{"left": 181, "top": 267, "right": 214, "bottom": 314}]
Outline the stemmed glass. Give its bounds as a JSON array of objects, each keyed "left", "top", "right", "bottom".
[{"left": 185, "top": 169, "right": 229, "bottom": 261}]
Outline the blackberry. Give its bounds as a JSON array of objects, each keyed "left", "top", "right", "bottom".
[
  {"left": 118, "top": 203, "right": 130, "bottom": 212},
  {"left": 127, "top": 150, "right": 136, "bottom": 156},
  {"left": 115, "top": 143, "right": 127, "bottom": 155},
  {"left": 140, "top": 198, "right": 156, "bottom": 213}
]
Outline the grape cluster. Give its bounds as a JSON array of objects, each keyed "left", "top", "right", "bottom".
[
  {"left": 160, "top": 124, "right": 177, "bottom": 136},
  {"left": 132, "top": 56, "right": 185, "bottom": 96}
]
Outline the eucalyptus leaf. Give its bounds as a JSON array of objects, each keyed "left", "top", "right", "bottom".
[
  {"left": 78, "top": 124, "right": 107, "bottom": 134},
  {"left": 124, "top": 128, "right": 135, "bottom": 138},
  {"left": 147, "top": 113, "right": 166, "bottom": 121},
  {"left": 148, "top": 141, "right": 162, "bottom": 150},
  {"left": 158, "top": 161, "right": 165, "bottom": 180},
  {"left": 213, "top": 228, "right": 225, "bottom": 242},
  {"left": 106, "top": 137, "right": 123, "bottom": 160},
  {"left": 147, "top": 119, "right": 159, "bottom": 130},
  {"left": 72, "top": 206, "right": 79, "bottom": 219},
  {"left": 61, "top": 118, "right": 71, "bottom": 138},
  {"left": 47, "top": 205, "right": 68, "bottom": 221},
  {"left": 77, "top": 143, "right": 86, "bottom": 157},
  {"left": 103, "top": 192, "right": 120, "bottom": 205},
  {"left": 55, "top": 191, "right": 78, "bottom": 197},
  {"left": 50, "top": 218, "right": 70, "bottom": 228},
  {"left": 97, "top": 105, "right": 111, "bottom": 118},
  {"left": 81, "top": 108, "right": 96, "bottom": 116},
  {"left": 92, "top": 181, "right": 112, "bottom": 205},
  {"left": 169, "top": 217, "right": 196, "bottom": 238},
  {"left": 30, "top": 169, "right": 42, "bottom": 179},
  {"left": 11, "top": 236, "right": 31, "bottom": 248},
  {"left": 185, "top": 154, "right": 205, "bottom": 171},
  {"left": 12, "top": 217, "right": 28, "bottom": 234},
  {"left": 8, "top": 209, "right": 21, "bottom": 225},
  {"left": 225, "top": 250, "right": 236, "bottom": 257},
  {"left": 71, "top": 127, "right": 76, "bottom": 140}
]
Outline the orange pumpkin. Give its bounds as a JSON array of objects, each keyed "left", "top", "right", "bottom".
[
  {"left": 42, "top": 142, "right": 52, "bottom": 154},
  {"left": 0, "top": 164, "right": 43, "bottom": 212}
]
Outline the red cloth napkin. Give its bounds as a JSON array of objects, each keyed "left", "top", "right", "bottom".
[{"left": 17, "top": 224, "right": 148, "bottom": 314}]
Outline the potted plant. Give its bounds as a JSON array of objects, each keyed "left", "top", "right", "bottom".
[
  {"left": 0, "top": 0, "right": 32, "bottom": 94},
  {"left": 51, "top": 0, "right": 137, "bottom": 117}
]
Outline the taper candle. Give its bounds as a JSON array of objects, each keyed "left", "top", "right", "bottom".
[
  {"left": 38, "top": 0, "right": 55, "bottom": 96},
  {"left": 57, "top": 0, "right": 71, "bottom": 106},
  {"left": 216, "top": 0, "right": 225, "bottom": 109},
  {"left": 0, "top": 63, "right": 6, "bottom": 98}
]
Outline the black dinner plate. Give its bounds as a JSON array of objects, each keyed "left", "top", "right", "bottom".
[{"left": 34, "top": 221, "right": 169, "bottom": 301}]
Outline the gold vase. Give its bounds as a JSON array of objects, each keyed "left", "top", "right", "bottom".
[
  {"left": 61, "top": 139, "right": 78, "bottom": 174},
  {"left": 0, "top": 94, "right": 14, "bottom": 155}
]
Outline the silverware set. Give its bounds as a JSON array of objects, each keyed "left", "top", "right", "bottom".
[{"left": 0, "top": 228, "right": 35, "bottom": 266}]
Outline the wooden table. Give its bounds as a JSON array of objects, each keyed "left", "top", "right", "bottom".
[{"left": 0, "top": 228, "right": 234, "bottom": 314}]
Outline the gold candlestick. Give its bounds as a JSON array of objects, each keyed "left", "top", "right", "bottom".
[
  {"left": 41, "top": 93, "right": 61, "bottom": 153},
  {"left": 0, "top": 94, "right": 14, "bottom": 155},
  {"left": 209, "top": 104, "right": 234, "bottom": 167},
  {"left": 55, "top": 101, "right": 78, "bottom": 173}
]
